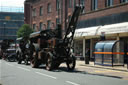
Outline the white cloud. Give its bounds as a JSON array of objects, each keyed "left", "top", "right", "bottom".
[{"left": 0, "top": 0, "right": 25, "bottom": 7}]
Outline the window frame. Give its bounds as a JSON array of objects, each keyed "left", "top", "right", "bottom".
[
  {"left": 106, "top": 0, "right": 113, "bottom": 7},
  {"left": 32, "top": 8, "right": 36, "bottom": 17},
  {"left": 73, "top": 0, "right": 76, "bottom": 11},
  {"left": 68, "top": 15, "right": 72, "bottom": 23},
  {"left": 69, "top": 0, "right": 72, "bottom": 8},
  {"left": 33, "top": 24, "right": 36, "bottom": 31},
  {"left": 39, "top": 6, "right": 43, "bottom": 16},
  {"left": 91, "top": 0, "right": 98, "bottom": 11},
  {"left": 47, "top": 3, "right": 52, "bottom": 13},
  {"left": 47, "top": 20, "right": 51, "bottom": 29},
  {"left": 56, "top": 18, "right": 60, "bottom": 25},
  {"left": 39, "top": 22, "right": 43, "bottom": 31},
  {"left": 80, "top": 0, "right": 85, "bottom": 13},
  {"left": 120, "top": 0, "right": 128, "bottom": 3},
  {"left": 56, "top": 0, "right": 60, "bottom": 11}
]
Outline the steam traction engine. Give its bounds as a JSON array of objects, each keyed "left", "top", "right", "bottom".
[
  {"left": 30, "top": 6, "right": 83, "bottom": 70},
  {"left": 16, "top": 37, "right": 30, "bottom": 65}
]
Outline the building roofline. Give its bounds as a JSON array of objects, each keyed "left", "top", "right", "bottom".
[{"left": 0, "top": 11, "right": 24, "bottom": 14}]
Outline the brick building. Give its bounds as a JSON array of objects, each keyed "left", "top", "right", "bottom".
[
  {"left": 24, "top": 0, "right": 128, "bottom": 65},
  {"left": 24, "top": 0, "right": 78, "bottom": 31}
]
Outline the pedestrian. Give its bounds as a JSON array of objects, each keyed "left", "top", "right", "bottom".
[
  {"left": 127, "top": 48, "right": 128, "bottom": 69},
  {"left": 85, "top": 48, "right": 90, "bottom": 64}
]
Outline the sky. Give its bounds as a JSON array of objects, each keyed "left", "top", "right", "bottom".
[{"left": 0, "top": 0, "right": 25, "bottom": 7}]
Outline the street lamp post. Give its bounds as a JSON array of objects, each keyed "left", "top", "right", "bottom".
[{"left": 3, "top": 22, "right": 6, "bottom": 40}]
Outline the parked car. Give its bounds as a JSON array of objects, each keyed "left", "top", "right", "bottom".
[
  {"left": 0, "top": 48, "right": 2, "bottom": 59},
  {"left": 6, "top": 49, "right": 17, "bottom": 62}
]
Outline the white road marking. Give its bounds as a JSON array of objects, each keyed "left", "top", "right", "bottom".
[
  {"left": 66, "top": 81, "right": 80, "bottom": 85},
  {"left": 35, "top": 72, "right": 57, "bottom": 79},
  {"left": 17, "top": 66, "right": 31, "bottom": 71},
  {"left": 6, "top": 63, "right": 14, "bottom": 67}
]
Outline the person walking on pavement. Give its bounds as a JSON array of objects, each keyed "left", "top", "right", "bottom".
[
  {"left": 85, "top": 48, "right": 90, "bottom": 64},
  {"left": 126, "top": 46, "right": 128, "bottom": 69}
]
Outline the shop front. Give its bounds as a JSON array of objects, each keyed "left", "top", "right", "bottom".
[{"left": 74, "top": 22, "right": 128, "bottom": 64}]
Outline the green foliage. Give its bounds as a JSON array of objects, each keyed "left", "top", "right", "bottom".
[{"left": 17, "top": 24, "right": 33, "bottom": 38}]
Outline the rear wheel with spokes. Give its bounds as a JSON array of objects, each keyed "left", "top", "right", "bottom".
[
  {"left": 46, "top": 52, "right": 54, "bottom": 71},
  {"left": 31, "top": 52, "right": 39, "bottom": 68},
  {"left": 66, "top": 55, "right": 76, "bottom": 71},
  {"left": 17, "top": 53, "right": 22, "bottom": 64},
  {"left": 24, "top": 55, "right": 29, "bottom": 65}
]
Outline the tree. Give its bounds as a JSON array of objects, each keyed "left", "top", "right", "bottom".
[{"left": 17, "top": 24, "right": 33, "bottom": 38}]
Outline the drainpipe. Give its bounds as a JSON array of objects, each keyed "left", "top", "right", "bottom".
[{"left": 65, "top": 0, "right": 68, "bottom": 30}]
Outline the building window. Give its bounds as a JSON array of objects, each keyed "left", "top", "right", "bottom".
[
  {"left": 32, "top": 8, "right": 36, "bottom": 17},
  {"left": 56, "top": 18, "right": 60, "bottom": 25},
  {"left": 106, "top": 0, "right": 113, "bottom": 7},
  {"left": 39, "top": 22, "right": 43, "bottom": 31},
  {"left": 40, "top": 6, "right": 43, "bottom": 16},
  {"left": 47, "top": 20, "right": 51, "bottom": 29},
  {"left": 120, "top": 0, "right": 128, "bottom": 3},
  {"left": 47, "top": 3, "right": 52, "bottom": 13},
  {"left": 69, "top": 0, "right": 72, "bottom": 8},
  {"left": 68, "top": 16, "right": 72, "bottom": 23},
  {"left": 56, "top": 0, "right": 60, "bottom": 11},
  {"left": 80, "top": 0, "right": 85, "bottom": 13},
  {"left": 91, "top": 0, "right": 98, "bottom": 11},
  {"left": 33, "top": 24, "right": 36, "bottom": 31},
  {"left": 73, "top": 0, "right": 76, "bottom": 11},
  {"left": 50, "top": 22, "right": 55, "bottom": 29},
  {"left": 43, "top": 24, "right": 46, "bottom": 30}
]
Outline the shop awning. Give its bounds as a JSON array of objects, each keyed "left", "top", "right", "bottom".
[
  {"left": 74, "top": 22, "right": 128, "bottom": 38},
  {"left": 97, "top": 22, "right": 128, "bottom": 35},
  {"left": 74, "top": 26, "right": 101, "bottom": 38}
]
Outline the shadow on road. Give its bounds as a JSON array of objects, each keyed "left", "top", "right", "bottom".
[
  {"left": 17, "top": 62, "right": 123, "bottom": 79},
  {"left": 80, "top": 64, "right": 128, "bottom": 72},
  {"left": 52, "top": 67, "right": 123, "bottom": 79}
]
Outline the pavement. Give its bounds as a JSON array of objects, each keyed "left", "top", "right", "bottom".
[
  {"left": 73, "top": 60, "right": 128, "bottom": 80},
  {"left": 60, "top": 60, "right": 128, "bottom": 80}
]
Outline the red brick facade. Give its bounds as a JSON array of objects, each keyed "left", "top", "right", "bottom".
[
  {"left": 24, "top": 1, "right": 31, "bottom": 25},
  {"left": 80, "top": 0, "right": 128, "bottom": 21},
  {"left": 80, "top": 3, "right": 128, "bottom": 20},
  {"left": 24, "top": 0, "right": 128, "bottom": 31}
]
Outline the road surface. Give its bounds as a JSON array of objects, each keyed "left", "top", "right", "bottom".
[{"left": 0, "top": 60, "right": 128, "bottom": 85}]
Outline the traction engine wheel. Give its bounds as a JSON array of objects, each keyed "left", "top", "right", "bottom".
[
  {"left": 66, "top": 55, "right": 76, "bottom": 70},
  {"left": 46, "top": 52, "right": 54, "bottom": 71},
  {"left": 24, "top": 55, "right": 29, "bottom": 65},
  {"left": 54, "top": 63, "right": 60, "bottom": 69},
  {"left": 31, "top": 52, "right": 39, "bottom": 68},
  {"left": 17, "top": 53, "right": 22, "bottom": 64}
]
